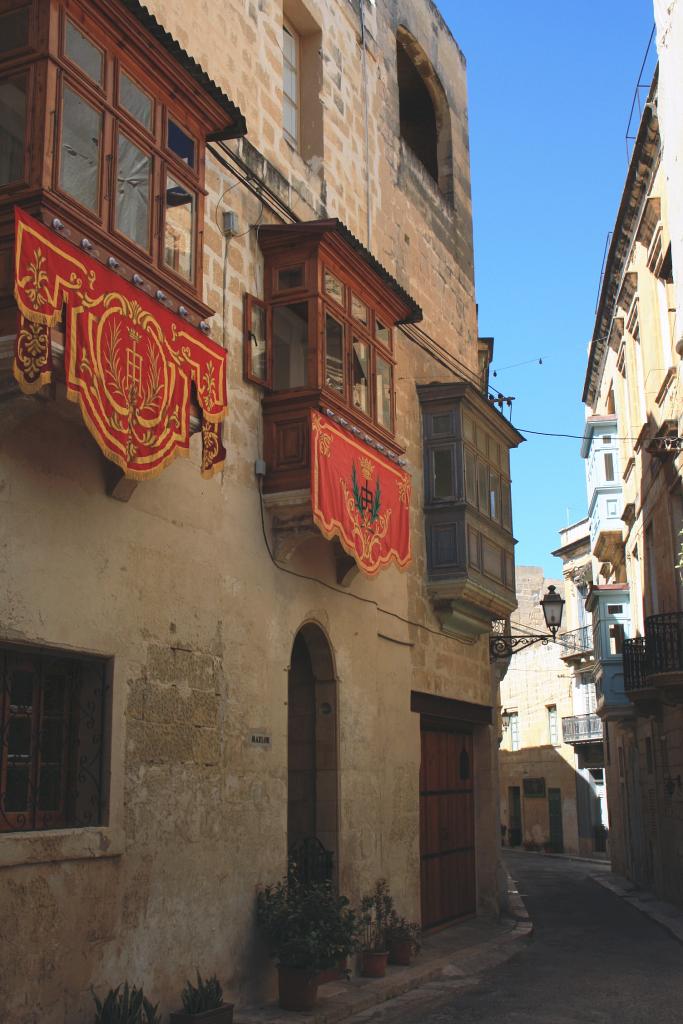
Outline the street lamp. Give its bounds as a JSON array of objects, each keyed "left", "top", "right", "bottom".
[{"left": 489, "top": 585, "right": 565, "bottom": 660}]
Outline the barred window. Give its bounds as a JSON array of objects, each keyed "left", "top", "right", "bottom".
[{"left": 0, "top": 645, "right": 108, "bottom": 832}]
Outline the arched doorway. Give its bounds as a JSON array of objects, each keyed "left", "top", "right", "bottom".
[{"left": 287, "top": 623, "right": 339, "bottom": 884}]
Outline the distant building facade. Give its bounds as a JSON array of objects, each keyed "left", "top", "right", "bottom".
[
  {"left": 499, "top": 566, "right": 607, "bottom": 858},
  {"left": 582, "top": 64, "right": 683, "bottom": 904}
]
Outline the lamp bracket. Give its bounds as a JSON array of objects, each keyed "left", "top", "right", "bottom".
[{"left": 489, "top": 633, "right": 554, "bottom": 661}]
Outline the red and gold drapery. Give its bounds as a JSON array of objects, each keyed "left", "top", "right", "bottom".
[
  {"left": 311, "top": 410, "right": 411, "bottom": 576},
  {"left": 13, "top": 207, "right": 227, "bottom": 480}
]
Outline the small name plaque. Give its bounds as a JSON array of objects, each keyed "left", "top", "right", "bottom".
[{"left": 250, "top": 731, "right": 272, "bottom": 749}]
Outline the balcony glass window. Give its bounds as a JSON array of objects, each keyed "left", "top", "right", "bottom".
[
  {"left": 604, "top": 452, "right": 615, "bottom": 481},
  {"left": 273, "top": 302, "right": 309, "bottom": 390},
  {"left": 324, "top": 314, "right": 344, "bottom": 393},
  {"left": 65, "top": 19, "right": 104, "bottom": 85},
  {"left": 167, "top": 117, "right": 195, "bottom": 168},
  {"left": 375, "top": 317, "right": 390, "bottom": 347},
  {"left": 115, "top": 133, "right": 151, "bottom": 250},
  {"left": 249, "top": 301, "right": 267, "bottom": 383},
  {"left": 59, "top": 85, "right": 102, "bottom": 213},
  {"left": 352, "top": 294, "right": 368, "bottom": 326},
  {"left": 278, "top": 265, "right": 305, "bottom": 292},
  {"left": 352, "top": 338, "right": 369, "bottom": 413},
  {"left": 432, "top": 447, "right": 454, "bottom": 500},
  {"left": 489, "top": 470, "right": 500, "bottom": 521},
  {"left": 375, "top": 354, "right": 393, "bottom": 430},
  {"left": 164, "top": 174, "right": 196, "bottom": 281},
  {"left": 477, "top": 459, "right": 488, "bottom": 512},
  {"left": 0, "top": 73, "right": 28, "bottom": 186},
  {"left": 324, "top": 269, "right": 344, "bottom": 306},
  {"left": 464, "top": 449, "right": 477, "bottom": 506},
  {"left": 119, "top": 71, "right": 153, "bottom": 132},
  {"left": 501, "top": 480, "right": 512, "bottom": 530},
  {"left": 0, "top": 7, "right": 29, "bottom": 54}
]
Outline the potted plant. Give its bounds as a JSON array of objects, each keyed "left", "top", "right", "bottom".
[
  {"left": 257, "top": 870, "right": 359, "bottom": 1011},
  {"left": 359, "top": 879, "right": 394, "bottom": 978},
  {"left": 170, "top": 972, "right": 234, "bottom": 1023},
  {"left": 386, "top": 915, "right": 421, "bottom": 966},
  {"left": 92, "top": 983, "right": 160, "bottom": 1024}
]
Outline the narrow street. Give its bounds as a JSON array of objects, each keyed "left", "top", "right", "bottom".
[{"left": 356, "top": 852, "right": 683, "bottom": 1024}]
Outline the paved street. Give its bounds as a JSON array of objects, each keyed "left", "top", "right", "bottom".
[{"left": 354, "top": 852, "right": 683, "bottom": 1024}]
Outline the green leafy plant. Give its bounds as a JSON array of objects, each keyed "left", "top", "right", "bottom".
[
  {"left": 257, "top": 870, "right": 359, "bottom": 972},
  {"left": 386, "top": 914, "right": 421, "bottom": 955},
  {"left": 92, "top": 983, "right": 160, "bottom": 1024},
  {"left": 359, "top": 879, "right": 395, "bottom": 953},
  {"left": 181, "top": 973, "right": 224, "bottom": 1014}
]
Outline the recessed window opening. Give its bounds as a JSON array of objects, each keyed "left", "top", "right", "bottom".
[
  {"left": 509, "top": 712, "right": 520, "bottom": 751},
  {"left": 282, "top": 22, "right": 299, "bottom": 148},
  {"left": 396, "top": 34, "right": 438, "bottom": 181},
  {"left": 0, "top": 644, "right": 109, "bottom": 832}
]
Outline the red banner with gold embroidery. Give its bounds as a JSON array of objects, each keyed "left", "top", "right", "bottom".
[
  {"left": 13, "top": 207, "right": 227, "bottom": 480},
  {"left": 311, "top": 411, "right": 411, "bottom": 576}
]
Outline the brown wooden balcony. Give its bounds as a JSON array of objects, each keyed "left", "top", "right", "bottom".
[{"left": 561, "top": 714, "right": 603, "bottom": 745}]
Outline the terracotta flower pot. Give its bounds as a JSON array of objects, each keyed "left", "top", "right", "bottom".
[
  {"left": 169, "top": 1005, "right": 234, "bottom": 1024},
  {"left": 388, "top": 939, "right": 413, "bottom": 966},
  {"left": 360, "top": 951, "right": 389, "bottom": 978},
  {"left": 277, "top": 966, "right": 320, "bottom": 1011},
  {"left": 318, "top": 959, "right": 347, "bottom": 985}
]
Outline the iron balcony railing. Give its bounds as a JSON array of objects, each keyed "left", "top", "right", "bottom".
[
  {"left": 561, "top": 714, "right": 603, "bottom": 744},
  {"left": 559, "top": 625, "right": 593, "bottom": 658},
  {"left": 624, "top": 615, "right": 683, "bottom": 691},
  {"left": 645, "top": 613, "right": 683, "bottom": 676},
  {"left": 624, "top": 636, "right": 647, "bottom": 690}
]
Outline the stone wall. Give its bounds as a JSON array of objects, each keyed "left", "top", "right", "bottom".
[{"left": 0, "top": 0, "right": 504, "bottom": 1020}]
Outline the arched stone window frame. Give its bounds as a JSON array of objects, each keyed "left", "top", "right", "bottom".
[{"left": 396, "top": 25, "right": 454, "bottom": 202}]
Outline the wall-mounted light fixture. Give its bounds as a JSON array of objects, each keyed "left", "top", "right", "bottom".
[{"left": 489, "top": 586, "right": 565, "bottom": 661}]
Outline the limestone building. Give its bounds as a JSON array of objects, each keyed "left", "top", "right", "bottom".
[
  {"left": 498, "top": 566, "right": 607, "bottom": 858},
  {"left": 0, "top": 0, "right": 522, "bottom": 1019},
  {"left": 582, "top": 64, "right": 683, "bottom": 905}
]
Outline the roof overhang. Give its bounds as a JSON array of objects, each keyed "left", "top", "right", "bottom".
[
  {"left": 583, "top": 69, "right": 659, "bottom": 406},
  {"left": 257, "top": 219, "right": 422, "bottom": 325},
  {"left": 117, "top": 0, "right": 247, "bottom": 139}
]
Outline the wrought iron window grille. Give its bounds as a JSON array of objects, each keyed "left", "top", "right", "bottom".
[{"left": 0, "top": 646, "right": 108, "bottom": 833}]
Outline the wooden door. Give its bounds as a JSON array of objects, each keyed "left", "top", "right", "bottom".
[
  {"left": 508, "top": 786, "right": 522, "bottom": 847},
  {"left": 420, "top": 722, "right": 476, "bottom": 929},
  {"left": 548, "top": 788, "right": 564, "bottom": 853}
]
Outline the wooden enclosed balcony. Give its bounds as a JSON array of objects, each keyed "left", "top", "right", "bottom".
[
  {"left": 417, "top": 382, "right": 524, "bottom": 640},
  {"left": 562, "top": 714, "right": 603, "bottom": 745}
]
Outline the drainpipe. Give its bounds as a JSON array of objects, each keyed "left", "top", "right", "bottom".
[{"left": 359, "top": 0, "right": 372, "bottom": 249}]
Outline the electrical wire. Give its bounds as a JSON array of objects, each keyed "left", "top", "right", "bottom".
[
  {"left": 516, "top": 426, "right": 660, "bottom": 443},
  {"left": 256, "top": 477, "right": 471, "bottom": 643}
]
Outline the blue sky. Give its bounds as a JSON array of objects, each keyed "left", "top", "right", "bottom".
[{"left": 439, "top": 1, "right": 654, "bottom": 576}]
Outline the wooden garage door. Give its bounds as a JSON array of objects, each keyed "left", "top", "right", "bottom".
[{"left": 420, "top": 722, "right": 476, "bottom": 929}]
